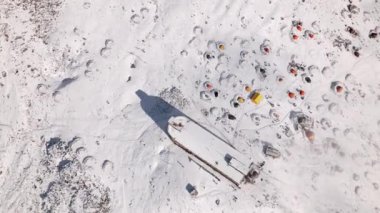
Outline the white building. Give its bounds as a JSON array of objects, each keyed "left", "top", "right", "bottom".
[{"left": 168, "top": 116, "right": 260, "bottom": 187}]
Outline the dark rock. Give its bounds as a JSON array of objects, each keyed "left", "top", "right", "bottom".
[
  {"left": 227, "top": 114, "right": 236, "bottom": 120},
  {"left": 369, "top": 32, "right": 378, "bottom": 39}
]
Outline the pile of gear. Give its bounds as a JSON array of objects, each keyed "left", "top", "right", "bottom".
[{"left": 291, "top": 111, "right": 316, "bottom": 142}]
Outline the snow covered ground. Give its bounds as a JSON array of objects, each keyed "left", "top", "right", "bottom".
[{"left": 1, "top": 0, "right": 380, "bottom": 212}]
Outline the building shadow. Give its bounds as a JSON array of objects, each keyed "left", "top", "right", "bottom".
[
  {"left": 135, "top": 90, "right": 187, "bottom": 137},
  {"left": 136, "top": 90, "right": 234, "bottom": 148}
]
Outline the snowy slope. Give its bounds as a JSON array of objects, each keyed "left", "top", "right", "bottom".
[{"left": 1, "top": 0, "right": 380, "bottom": 212}]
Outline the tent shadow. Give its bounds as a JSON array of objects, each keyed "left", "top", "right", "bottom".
[{"left": 135, "top": 90, "right": 187, "bottom": 137}]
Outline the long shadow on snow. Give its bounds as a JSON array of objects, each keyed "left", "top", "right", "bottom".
[
  {"left": 136, "top": 90, "right": 186, "bottom": 137},
  {"left": 136, "top": 90, "right": 235, "bottom": 148}
]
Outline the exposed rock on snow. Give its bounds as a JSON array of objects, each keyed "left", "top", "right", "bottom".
[
  {"left": 39, "top": 137, "right": 111, "bottom": 212},
  {"left": 159, "top": 87, "right": 190, "bottom": 110}
]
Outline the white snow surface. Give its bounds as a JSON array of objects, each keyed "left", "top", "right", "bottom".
[{"left": 1, "top": 0, "right": 380, "bottom": 212}]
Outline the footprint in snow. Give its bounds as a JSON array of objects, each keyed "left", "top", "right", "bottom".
[
  {"left": 82, "top": 156, "right": 97, "bottom": 168},
  {"left": 52, "top": 91, "right": 63, "bottom": 102},
  {"left": 321, "top": 66, "right": 333, "bottom": 78},
  {"left": 84, "top": 70, "right": 93, "bottom": 77},
  {"left": 130, "top": 14, "right": 141, "bottom": 24},
  {"left": 86, "top": 59, "right": 95, "bottom": 69},
  {"left": 68, "top": 137, "right": 82, "bottom": 149},
  {"left": 102, "top": 160, "right": 114, "bottom": 173},
  {"left": 83, "top": 2, "right": 91, "bottom": 9},
  {"left": 343, "top": 128, "right": 353, "bottom": 136},
  {"left": 180, "top": 50, "right": 188, "bottom": 56},
  {"left": 37, "top": 84, "right": 49, "bottom": 95},
  {"left": 328, "top": 103, "right": 340, "bottom": 114},
  {"left": 240, "top": 39, "right": 250, "bottom": 49},
  {"left": 140, "top": 7, "right": 149, "bottom": 18},
  {"left": 320, "top": 118, "right": 332, "bottom": 130},
  {"left": 210, "top": 107, "right": 223, "bottom": 118},
  {"left": 250, "top": 113, "right": 261, "bottom": 126},
  {"left": 316, "top": 104, "right": 325, "bottom": 111},
  {"left": 321, "top": 94, "right": 330, "bottom": 102},
  {"left": 105, "top": 39, "right": 114, "bottom": 48},
  {"left": 193, "top": 26, "right": 203, "bottom": 35},
  {"left": 76, "top": 147, "right": 86, "bottom": 155},
  {"left": 100, "top": 47, "right": 111, "bottom": 58}
]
